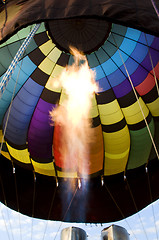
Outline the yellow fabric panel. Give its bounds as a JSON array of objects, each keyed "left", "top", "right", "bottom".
[
  {"left": 0, "top": 131, "right": 10, "bottom": 159},
  {"left": 39, "top": 40, "right": 55, "bottom": 56},
  {"left": 45, "top": 75, "right": 62, "bottom": 93},
  {"left": 98, "top": 100, "right": 123, "bottom": 125},
  {"left": 89, "top": 95, "right": 98, "bottom": 118},
  {"left": 105, "top": 148, "right": 130, "bottom": 160},
  {"left": 48, "top": 47, "right": 62, "bottom": 62},
  {"left": 103, "top": 126, "right": 130, "bottom": 175},
  {"left": 147, "top": 97, "right": 159, "bottom": 117},
  {"left": 38, "top": 58, "right": 55, "bottom": 75},
  {"left": 51, "top": 64, "right": 64, "bottom": 78},
  {"left": 122, "top": 98, "right": 149, "bottom": 124},
  {"left": 57, "top": 170, "right": 77, "bottom": 178},
  {"left": 1, "top": 151, "right": 11, "bottom": 160},
  {"left": 103, "top": 126, "right": 130, "bottom": 153},
  {"left": 0, "top": 129, "right": 4, "bottom": 142},
  {"left": 59, "top": 91, "right": 67, "bottom": 105},
  {"left": 31, "top": 159, "right": 56, "bottom": 177},
  {"left": 6, "top": 143, "right": 31, "bottom": 164},
  {"left": 104, "top": 150, "right": 129, "bottom": 175}
]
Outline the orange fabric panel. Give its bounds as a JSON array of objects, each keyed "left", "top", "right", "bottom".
[{"left": 78, "top": 125, "right": 104, "bottom": 175}]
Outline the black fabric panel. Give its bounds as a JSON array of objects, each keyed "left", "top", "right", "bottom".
[
  {"left": 117, "top": 90, "right": 138, "bottom": 108},
  {"left": 28, "top": 47, "right": 45, "bottom": 65},
  {"left": 102, "top": 118, "right": 126, "bottom": 133},
  {"left": 11, "top": 155, "right": 34, "bottom": 171},
  {"left": 96, "top": 89, "right": 115, "bottom": 104},
  {"left": 31, "top": 67, "right": 49, "bottom": 86},
  {"left": 57, "top": 53, "right": 70, "bottom": 67},
  {"left": 33, "top": 32, "right": 49, "bottom": 46},
  {"left": 128, "top": 112, "right": 152, "bottom": 131},
  {"left": 92, "top": 115, "right": 101, "bottom": 128},
  {"left": 1, "top": 142, "right": 8, "bottom": 152},
  {"left": 1, "top": 0, "right": 159, "bottom": 44},
  {"left": 40, "top": 88, "right": 61, "bottom": 104},
  {"left": 3, "top": 138, "right": 27, "bottom": 150},
  {"left": 142, "top": 86, "right": 159, "bottom": 104},
  {"left": 0, "top": 154, "right": 159, "bottom": 223},
  {"left": 31, "top": 155, "right": 53, "bottom": 164}
]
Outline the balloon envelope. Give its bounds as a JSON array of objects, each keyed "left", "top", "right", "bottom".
[{"left": 0, "top": 0, "right": 159, "bottom": 223}]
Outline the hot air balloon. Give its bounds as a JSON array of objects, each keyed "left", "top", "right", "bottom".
[{"left": 0, "top": 0, "right": 159, "bottom": 225}]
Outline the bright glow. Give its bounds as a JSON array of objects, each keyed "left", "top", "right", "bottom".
[
  {"left": 78, "top": 178, "right": 81, "bottom": 189},
  {"left": 101, "top": 177, "right": 104, "bottom": 186},
  {"left": 50, "top": 48, "right": 98, "bottom": 176},
  {"left": 56, "top": 178, "right": 59, "bottom": 187}
]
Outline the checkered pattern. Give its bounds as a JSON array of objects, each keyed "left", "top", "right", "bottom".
[{"left": 0, "top": 23, "right": 40, "bottom": 98}]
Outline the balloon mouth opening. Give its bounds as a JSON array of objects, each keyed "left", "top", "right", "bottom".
[{"left": 45, "top": 17, "right": 112, "bottom": 54}]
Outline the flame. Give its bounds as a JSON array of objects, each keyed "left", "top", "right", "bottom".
[{"left": 50, "top": 48, "right": 98, "bottom": 177}]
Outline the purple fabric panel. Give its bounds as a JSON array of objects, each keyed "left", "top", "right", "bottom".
[
  {"left": 28, "top": 98, "right": 56, "bottom": 160},
  {"left": 150, "top": 37, "right": 159, "bottom": 51},
  {"left": 130, "top": 46, "right": 159, "bottom": 87},
  {"left": 142, "top": 50, "right": 159, "bottom": 72},
  {"left": 128, "top": 37, "right": 159, "bottom": 87},
  {"left": 113, "top": 78, "right": 132, "bottom": 98},
  {"left": 130, "top": 66, "right": 148, "bottom": 87},
  {"left": 140, "top": 37, "right": 159, "bottom": 71}
]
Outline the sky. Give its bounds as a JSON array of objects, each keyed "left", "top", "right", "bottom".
[{"left": 0, "top": 199, "right": 159, "bottom": 240}]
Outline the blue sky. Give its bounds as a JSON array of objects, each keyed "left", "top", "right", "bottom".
[{"left": 0, "top": 199, "right": 159, "bottom": 240}]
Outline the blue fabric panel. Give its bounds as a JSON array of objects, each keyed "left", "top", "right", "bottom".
[
  {"left": 107, "top": 68, "right": 126, "bottom": 87},
  {"left": 138, "top": 33, "right": 154, "bottom": 46},
  {"left": 101, "top": 58, "right": 118, "bottom": 75},
  {"left": 125, "top": 27, "right": 141, "bottom": 41},
  {"left": 130, "top": 43, "right": 148, "bottom": 63},
  {"left": 3, "top": 78, "right": 44, "bottom": 145},
  {"left": 96, "top": 77, "right": 111, "bottom": 92},
  {"left": 19, "top": 56, "right": 37, "bottom": 75},
  {"left": 93, "top": 65, "right": 105, "bottom": 80}
]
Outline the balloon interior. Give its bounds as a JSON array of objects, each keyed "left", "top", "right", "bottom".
[{"left": 0, "top": 0, "right": 159, "bottom": 224}]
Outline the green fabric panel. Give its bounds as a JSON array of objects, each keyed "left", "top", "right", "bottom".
[
  {"left": 68, "top": 54, "right": 74, "bottom": 66},
  {"left": 17, "top": 26, "right": 36, "bottom": 40},
  {"left": 0, "top": 40, "right": 37, "bottom": 75},
  {"left": 0, "top": 46, "right": 13, "bottom": 69},
  {"left": 0, "top": 62, "right": 6, "bottom": 76},
  {"left": 102, "top": 24, "right": 126, "bottom": 55},
  {"left": 95, "top": 47, "right": 109, "bottom": 64},
  {"left": 127, "top": 119, "right": 155, "bottom": 170},
  {"left": 87, "top": 53, "right": 100, "bottom": 68},
  {"left": 149, "top": 120, "right": 159, "bottom": 161},
  {"left": 24, "top": 39, "right": 38, "bottom": 56},
  {"left": 87, "top": 23, "right": 127, "bottom": 68},
  {"left": 36, "top": 22, "right": 45, "bottom": 34},
  {"left": 111, "top": 23, "right": 127, "bottom": 36}
]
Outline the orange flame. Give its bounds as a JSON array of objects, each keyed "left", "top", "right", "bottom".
[{"left": 50, "top": 48, "right": 98, "bottom": 177}]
